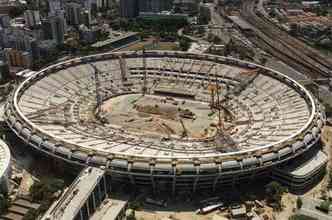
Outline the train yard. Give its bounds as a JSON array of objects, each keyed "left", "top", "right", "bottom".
[{"left": 240, "top": 0, "right": 332, "bottom": 79}]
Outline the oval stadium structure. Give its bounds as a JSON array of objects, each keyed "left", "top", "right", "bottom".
[{"left": 4, "top": 51, "right": 326, "bottom": 192}]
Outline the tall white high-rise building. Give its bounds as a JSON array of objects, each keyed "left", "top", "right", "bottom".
[
  {"left": 9, "top": 28, "right": 35, "bottom": 52},
  {"left": 49, "top": 15, "right": 65, "bottom": 44},
  {"left": 138, "top": 0, "right": 173, "bottom": 13},
  {"left": 48, "top": 0, "right": 62, "bottom": 15},
  {"left": 0, "top": 14, "right": 10, "bottom": 28},
  {"left": 120, "top": 0, "right": 138, "bottom": 18},
  {"left": 96, "top": 0, "right": 113, "bottom": 10},
  {"left": 24, "top": 10, "right": 41, "bottom": 27},
  {"left": 83, "top": 0, "right": 93, "bottom": 9}
]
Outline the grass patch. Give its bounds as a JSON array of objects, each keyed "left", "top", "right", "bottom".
[
  {"left": 121, "top": 41, "right": 179, "bottom": 51},
  {"left": 289, "top": 214, "right": 318, "bottom": 220},
  {"left": 130, "top": 98, "right": 139, "bottom": 104},
  {"left": 208, "top": 111, "right": 216, "bottom": 117},
  {"left": 317, "top": 200, "right": 332, "bottom": 213}
]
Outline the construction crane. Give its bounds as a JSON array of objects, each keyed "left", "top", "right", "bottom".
[
  {"left": 90, "top": 63, "right": 103, "bottom": 109},
  {"left": 118, "top": 55, "right": 128, "bottom": 82},
  {"left": 142, "top": 48, "right": 148, "bottom": 96},
  {"left": 207, "top": 71, "right": 224, "bottom": 131},
  {"left": 208, "top": 84, "right": 218, "bottom": 109},
  {"left": 216, "top": 77, "right": 222, "bottom": 131},
  {"left": 206, "top": 64, "right": 218, "bottom": 108},
  {"left": 179, "top": 118, "right": 188, "bottom": 138},
  {"left": 205, "top": 63, "right": 215, "bottom": 87}
]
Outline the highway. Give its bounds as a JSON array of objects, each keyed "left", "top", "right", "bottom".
[{"left": 240, "top": 0, "right": 332, "bottom": 79}]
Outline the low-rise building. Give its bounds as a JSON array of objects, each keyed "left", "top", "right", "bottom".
[
  {"left": 90, "top": 198, "right": 128, "bottom": 220},
  {"left": 42, "top": 167, "right": 109, "bottom": 220}
]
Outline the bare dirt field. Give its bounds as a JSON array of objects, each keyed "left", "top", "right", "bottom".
[{"left": 100, "top": 94, "right": 218, "bottom": 139}]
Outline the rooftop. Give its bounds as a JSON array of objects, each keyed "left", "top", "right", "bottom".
[
  {"left": 90, "top": 197, "right": 128, "bottom": 220},
  {"left": 290, "top": 150, "right": 327, "bottom": 176},
  {"left": 42, "top": 167, "right": 105, "bottom": 220},
  {"left": 230, "top": 205, "right": 246, "bottom": 217}
]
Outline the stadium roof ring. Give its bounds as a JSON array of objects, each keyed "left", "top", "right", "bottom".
[{"left": 4, "top": 51, "right": 325, "bottom": 182}]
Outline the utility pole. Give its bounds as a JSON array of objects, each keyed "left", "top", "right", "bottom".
[
  {"left": 207, "top": 64, "right": 216, "bottom": 109},
  {"left": 211, "top": 87, "right": 215, "bottom": 108}
]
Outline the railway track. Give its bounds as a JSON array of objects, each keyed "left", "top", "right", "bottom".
[
  {"left": 252, "top": 36, "right": 320, "bottom": 78},
  {"left": 240, "top": 0, "right": 332, "bottom": 79},
  {"left": 255, "top": 12, "right": 332, "bottom": 73}
]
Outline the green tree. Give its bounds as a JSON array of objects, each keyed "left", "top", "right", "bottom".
[
  {"left": 126, "top": 209, "right": 136, "bottom": 220},
  {"left": 319, "top": 200, "right": 331, "bottom": 213},
  {"left": 297, "top": 197, "right": 303, "bottom": 209},
  {"left": 0, "top": 193, "right": 10, "bottom": 214},
  {"left": 327, "top": 171, "right": 332, "bottom": 189},
  {"left": 30, "top": 178, "right": 64, "bottom": 202},
  {"left": 178, "top": 37, "right": 191, "bottom": 51},
  {"left": 265, "top": 181, "right": 286, "bottom": 211},
  {"left": 8, "top": 6, "right": 26, "bottom": 18},
  {"left": 23, "top": 209, "right": 38, "bottom": 220},
  {"left": 289, "top": 214, "right": 318, "bottom": 220},
  {"left": 26, "top": 178, "right": 65, "bottom": 219}
]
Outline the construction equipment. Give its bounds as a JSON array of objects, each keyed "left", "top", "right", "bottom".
[
  {"left": 90, "top": 63, "right": 103, "bottom": 109},
  {"left": 179, "top": 118, "right": 188, "bottom": 138}
]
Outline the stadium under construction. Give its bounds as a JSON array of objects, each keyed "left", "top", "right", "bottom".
[{"left": 4, "top": 51, "right": 327, "bottom": 193}]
